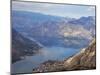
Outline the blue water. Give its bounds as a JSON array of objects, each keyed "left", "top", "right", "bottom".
[{"left": 11, "top": 47, "right": 81, "bottom": 74}]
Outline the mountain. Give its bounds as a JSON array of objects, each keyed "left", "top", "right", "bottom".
[
  {"left": 12, "top": 10, "right": 63, "bottom": 30},
  {"left": 33, "top": 39, "right": 96, "bottom": 72},
  {"left": 12, "top": 29, "right": 42, "bottom": 63},
  {"left": 68, "top": 16, "right": 95, "bottom": 28},
  {"left": 12, "top": 10, "right": 95, "bottom": 48},
  {"left": 68, "top": 16, "right": 96, "bottom": 36}
]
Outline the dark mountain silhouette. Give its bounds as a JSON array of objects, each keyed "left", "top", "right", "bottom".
[{"left": 12, "top": 29, "right": 42, "bottom": 63}]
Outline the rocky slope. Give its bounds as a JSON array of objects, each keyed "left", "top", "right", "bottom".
[{"left": 33, "top": 39, "right": 96, "bottom": 72}]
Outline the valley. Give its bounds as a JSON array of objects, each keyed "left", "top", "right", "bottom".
[{"left": 11, "top": 10, "right": 96, "bottom": 74}]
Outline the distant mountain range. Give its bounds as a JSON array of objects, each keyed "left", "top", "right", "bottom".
[
  {"left": 68, "top": 16, "right": 95, "bottom": 35},
  {"left": 12, "top": 10, "right": 95, "bottom": 48}
]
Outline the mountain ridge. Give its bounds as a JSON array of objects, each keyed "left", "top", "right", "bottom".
[
  {"left": 12, "top": 10, "right": 95, "bottom": 48},
  {"left": 12, "top": 28, "right": 42, "bottom": 63}
]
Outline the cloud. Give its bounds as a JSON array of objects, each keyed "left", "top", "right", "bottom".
[
  {"left": 87, "top": 6, "right": 95, "bottom": 11},
  {"left": 12, "top": 1, "right": 95, "bottom": 18},
  {"left": 12, "top": 1, "right": 55, "bottom": 11}
]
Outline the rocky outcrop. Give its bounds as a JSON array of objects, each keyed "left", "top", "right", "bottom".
[{"left": 33, "top": 39, "right": 96, "bottom": 72}]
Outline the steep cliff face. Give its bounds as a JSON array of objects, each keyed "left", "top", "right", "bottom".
[
  {"left": 63, "top": 39, "right": 96, "bottom": 70},
  {"left": 33, "top": 39, "right": 96, "bottom": 72}
]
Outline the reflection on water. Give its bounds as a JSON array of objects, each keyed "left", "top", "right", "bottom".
[{"left": 11, "top": 47, "right": 81, "bottom": 74}]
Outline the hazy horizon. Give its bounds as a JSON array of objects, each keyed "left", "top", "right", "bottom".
[{"left": 12, "top": 1, "right": 95, "bottom": 18}]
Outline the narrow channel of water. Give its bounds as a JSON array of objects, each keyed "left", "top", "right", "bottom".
[{"left": 11, "top": 47, "right": 81, "bottom": 74}]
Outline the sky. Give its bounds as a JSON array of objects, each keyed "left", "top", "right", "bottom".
[{"left": 12, "top": 1, "right": 95, "bottom": 18}]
